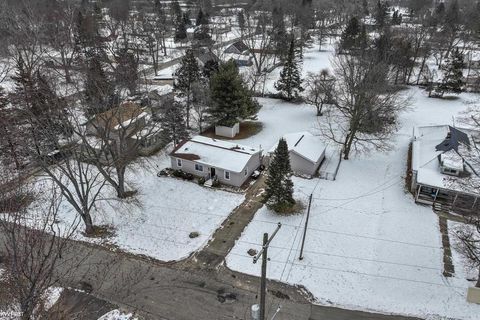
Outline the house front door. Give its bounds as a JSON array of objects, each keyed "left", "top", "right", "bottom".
[{"left": 210, "top": 167, "right": 216, "bottom": 178}]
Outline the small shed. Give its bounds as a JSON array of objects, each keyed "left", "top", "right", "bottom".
[
  {"left": 215, "top": 123, "right": 240, "bottom": 138},
  {"left": 269, "top": 132, "right": 326, "bottom": 177}
]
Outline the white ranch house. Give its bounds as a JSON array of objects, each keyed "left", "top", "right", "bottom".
[
  {"left": 268, "top": 132, "right": 326, "bottom": 178},
  {"left": 170, "top": 136, "right": 262, "bottom": 187},
  {"left": 411, "top": 125, "right": 480, "bottom": 214}
]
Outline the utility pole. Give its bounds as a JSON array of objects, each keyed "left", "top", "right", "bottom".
[
  {"left": 253, "top": 222, "right": 282, "bottom": 320},
  {"left": 299, "top": 193, "right": 313, "bottom": 260}
]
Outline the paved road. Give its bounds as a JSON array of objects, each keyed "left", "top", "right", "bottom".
[
  {"left": 0, "top": 173, "right": 424, "bottom": 320},
  {"left": 2, "top": 235, "right": 419, "bottom": 320}
]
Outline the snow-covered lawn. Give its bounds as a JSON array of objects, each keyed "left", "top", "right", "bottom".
[
  {"left": 449, "top": 221, "right": 480, "bottom": 287},
  {"left": 35, "top": 151, "right": 244, "bottom": 262},
  {"left": 226, "top": 60, "right": 480, "bottom": 318}
]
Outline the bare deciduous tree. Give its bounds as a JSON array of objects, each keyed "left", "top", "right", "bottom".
[
  {"left": 454, "top": 222, "right": 480, "bottom": 287},
  {"left": 243, "top": 11, "right": 275, "bottom": 92},
  {"left": 321, "top": 55, "right": 409, "bottom": 160},
  {"left": 305, "top": 69, "right": 335, "bottom": 116},
  {"left": 0, "top": 176, "right": 81, "bottom": 319}
]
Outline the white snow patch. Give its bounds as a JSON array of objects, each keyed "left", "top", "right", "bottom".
[
  {"left": 43, "top": 287, "right": 63, "bottom": 311},
  {"left": 97, "top": 309, "right": 138, "bottom": 320}
]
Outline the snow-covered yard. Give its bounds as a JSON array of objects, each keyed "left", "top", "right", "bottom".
[
  {"left": 226, "top": 43, "right": 480, "bottom": 318},
  {"left": 33, "top": 152, "right": 244, "bottom": 262}
]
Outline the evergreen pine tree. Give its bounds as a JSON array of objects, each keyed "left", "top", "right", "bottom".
[
  {"left": 160, "top": 101, "right": 188, "bottom": 146},
  {"left": 34, "top": 71, "right": 71, "bottom": 139},
  {"left": 340, "top": 17, "right": 361, "bottom": 53},
  {"left": 275, "top": 39, "right": 304, "bottom": 101},
  {"left": 12, "top": 55, "right": 35, "bottom": 112},
  {"left": 183, "top": 12, "right": 192, "bottom": 26},
  {"left": 170, "top": 0, "right": 182, "bottom": 25},
  {"left": 272, "top": 7, "right": 289, "bottom": 61},
  {"left": 202, "top": 59, "right": 219, "bottom": 79},
  {"left": 375, "top": 0, "right": 389, "bottom": 28},
  {"left": 237, "top": 11, "right": 245, "bottom": 33},
  {"left": 263, "top": 138, "right": 295, "bottom": 213},
  {"left": 193, "top": 25, "right": 211, "bottom": 42},
  {"left": 437, "top": 49, "right": 465, "bottom": 96},
  {"left": 196, "top": 8, "right": 209, "bottom": 25},
  {"left": 175, "top": 18, "right": 187, "bottom": 41},
  {"left": 114, "top": 48, "right": 139, "bottom": 94},
  {"left": 362, "top": 0, "right": 369, "bottom": 16},
  {"left": 208, "top": 60, "right": 259, "bottom": 127},
  {"left": 84, "top": 55, "right": 115, "bottom": 116},
  {"left": 175, "top": 49, "right": 200, "bottom": 128}
]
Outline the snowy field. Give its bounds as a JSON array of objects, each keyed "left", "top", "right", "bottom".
[
  {"left": 226, "top": 44, "right": 480, "bottom": 319},
  {"left": 33, "top": 151, "right": 244, "bottom": 262}
]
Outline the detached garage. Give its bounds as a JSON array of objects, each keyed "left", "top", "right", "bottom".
[{"left": 269, "top": 132, "right": 326, "bottom": 178}]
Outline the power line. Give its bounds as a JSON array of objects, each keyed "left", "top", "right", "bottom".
[
  {"left": 228, "top": 252, "right": 464, "bottom": 290},
  {"left": 239, "top": 220, "right": 442, "bottom": 250},
  {"left": 235, "top": 240, "right": 442, "bottom": 272}
]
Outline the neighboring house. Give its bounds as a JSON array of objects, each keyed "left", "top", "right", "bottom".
[
  {"left": 147, "top": 89, "right": 174, "bottom": 119},
  {"left": 84, "top": 102, "right": 164, "bottom": 157},
  {"left": 223, "top": 41, "right": 252, "bottom": 66},
  {"left": 268, "top": 132, "right": 326, "bottom": 178},
  {"left": 224, "top": 41, "right": 249, "bottom": 55},
  {"left": 411, "top": 125, "right": 480, "bottom": 214},
  {"left": 170, "top": 135, "right": 262, "bottom": 187},
  {"left": 224, "top": 53, "right": 253, "bottom": 67},
  {"left": 196, "top": 51, "right": 220, "bottom": 68},
  {"left": 85, "top": 102, "right": 148, "bottom": 140}
]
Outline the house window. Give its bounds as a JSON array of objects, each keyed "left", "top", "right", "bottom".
[
  {"left": 225, "top": 171, "right": 230, "bottom": 180},
  {"left": 244, "top": 167, "right": 248, "bottom": 176},
  {"left": 177, "top": 159, "right": 182, "bottom": 167},
  {"left": 195, "top": 163, "right": 204, "bottom": 172}
]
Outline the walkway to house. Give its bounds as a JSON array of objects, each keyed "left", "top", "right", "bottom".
[{"left": 184, "top": 174, "right": 268, "bottom": 270}]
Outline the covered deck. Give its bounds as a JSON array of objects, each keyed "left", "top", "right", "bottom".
[{"left": 415, "top": 184, "right": 480, "bottom": 215}]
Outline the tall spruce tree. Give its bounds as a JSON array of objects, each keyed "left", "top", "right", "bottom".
[
  {"left": 175, "top": 18, "right": 187, "bottom": 41},
  {"left": 0, "top": 86, "right": 21, "bottom": 170},
  {"left": 263, "top": 138, "right": 295, "bottom": 213},
  {"left": 437, "top": 49, "right": 465, "bottom": 96},
  {"left": 160, "top": 102, "right": 188, "bottom": 146},
  {"left": 275, "top": 39, "right": 304, "bottom": 101},
  {"left": 175, "top": 49, "right": 200, "bottom": 128},
  {"left": 208, "top": 60, "right": 260, "bottom": 127},
  {"left": 272, "top": 7, "right": 288, "bottom": 61},
  {"left": 114, "top": 48, "right": 138, "bottom": 94},
  {"left": 339, "top": 17, "right": 368, "bottom": 53},
  {"left": 196, "top": 8, "right": 209, "bottom": 26},
  {"left": 170, "top": 0, "right": 182, "bottom": 25},
  {"left": 375, "top": 0, "right": 389, "bottom": 28},
  {"left": 84, "top": 55, "right": 115, "bottom": 117}
]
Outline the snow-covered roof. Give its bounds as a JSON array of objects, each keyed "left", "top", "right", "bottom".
[
  {"left": 223, "top": 53, "right": 251, "bottom": 62},
  {"left": 132, "top": 123, "right": 162, "bottom": 140},
  {"left": 412, "top": 125, "right": 480, "bottom": 194},
  {"left": 170, "top": 135, "right": 261, "bottom": 173},
  {"left": 440, "top": 150, "right": 464, "bottom": 171},
  {"left": 269, "top": 132, "right": 326, "bottom": 163},
  {"left": 91, "top": 102, "right": 147, "bottom": 131}
]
